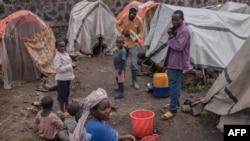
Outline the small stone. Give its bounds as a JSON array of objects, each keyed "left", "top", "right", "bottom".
[
  {"left": 181, "top": 105, "right": 191, "bottom": 113},
  {"left": 19, "top": 110, "right": 28, "bottom": 117},
  {"left": 27, "top": 122, "right": 36, "bottom": 130},
  {"left": 190, "top": 94, "right": 194, "bottom": 98},
  {"left": 12, "top": 105, "right": 19, "bottom": 109},
  {"left": 31, "top": 107, "right": 39, "bottom": 114},
  {"left": 11, "top": 91, "right": 18, "bottom": 95},
  {"left": 192, "top": 103, "right": 203, "bottom": 116},
  {"left": 36, "top": 92, "right": 42, "bottom": 96},
  {"left": 109, "top": 99, "right": 120, "bottom": 110},
  {"left": 32, "top": 101, "right": 41, "bottom": 106},
  {"left": 112, "top": 121, "right": 117, "bottom": 126},
  {"left": 26, "top": 106, "right": 34, "bottom": 110},
  {"left": 100, "top": 69, "right": 106, "bottom": 72},
  {"left": 153, "top": 128, "right": 159, "bottom": 133}
]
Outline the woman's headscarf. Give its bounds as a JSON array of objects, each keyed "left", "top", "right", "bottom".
[{"left": 72, "top": 88, "right": 108, "bottom": 141}]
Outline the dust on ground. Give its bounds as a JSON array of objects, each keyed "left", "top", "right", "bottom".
[{"left": 0, "top": 55, "right": 223, "bottom": 141}]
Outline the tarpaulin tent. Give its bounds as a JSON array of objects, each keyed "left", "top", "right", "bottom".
[
  {"left": 202, "top": 2, "right": 250, "bottom": 14},
  {"left": 219, "top": 2, "right": 250, "bottom": 14},
  {"left": 66, "top": 0, "right": 119, "bottom": 55},
  {"left": 144, "top": 4, "right": 250, "bottom": 71},
  {"left": 203, "top": 36, "right": 250, "bottom": 132},
  {"left": 0, "top": 10, "right": 55, "bottom": 89}
]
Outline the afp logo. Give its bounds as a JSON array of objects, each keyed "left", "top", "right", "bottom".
[{"left": 224, "top": 125, "right": 250, "bottom": 141}]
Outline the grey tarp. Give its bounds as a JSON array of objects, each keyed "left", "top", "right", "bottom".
[
  {"left": 204, "top": 36, "right": 250, "bottom": 115},
  {"left": 204, "top": 36, "right": 250, "bottom": 132},
  {"left": 66, "top": 0, "right": 119, "bottom": 55},
  {"left": 202, "top": 2, "right": 250, "bottom": 14},
  {"left": 144, "top": 4, "right": 250, "bottom": 71},
  {"left": 219, "top": 2, "right": 250, "bottom": 14}
]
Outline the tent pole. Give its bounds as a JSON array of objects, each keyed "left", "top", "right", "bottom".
[{"left": 202, "top": 68, "right": 206, "bottom": 84}]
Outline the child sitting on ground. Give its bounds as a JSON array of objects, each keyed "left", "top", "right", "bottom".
[
  {"left": 34, "top": 96, "right": 64, "bottom": 140},
  {"left": 64, "top": 102, "right": 80, "bottom": 140}
]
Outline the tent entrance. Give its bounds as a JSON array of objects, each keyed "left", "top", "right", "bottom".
[{"left": 92, "top": 37, "right": 107, "bottom": 56}]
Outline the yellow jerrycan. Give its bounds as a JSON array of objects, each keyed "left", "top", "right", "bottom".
[{"left": 153, "top": 73, "right": 168, "bottom": 87}]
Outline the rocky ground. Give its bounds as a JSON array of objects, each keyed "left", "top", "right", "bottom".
[{"left": 0, "top": 55, "right": 223, "bottom": 141}]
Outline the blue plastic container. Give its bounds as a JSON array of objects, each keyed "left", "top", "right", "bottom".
[{"left": 153, "top": 87, "right": 170, "bottom": 98}]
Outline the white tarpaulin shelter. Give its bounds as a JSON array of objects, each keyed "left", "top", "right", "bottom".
[
  {"left": 219, "top": 2, "right": 250, "bottom": 14},
  {"left": 144, "top": 4, "right": 250, "bottom": 71},
  {"left": 67, "top": 0, "right": 119, "bottom": 55},
  {"left": 202, "top": 2, "right": 250, "bottom": 14},
  {"left": 203, "top": 36, "right": 250, "bottom": 132}
]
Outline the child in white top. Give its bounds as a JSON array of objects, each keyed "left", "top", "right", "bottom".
[{"left": 53, "top": 39, "right": 76, "bottom": 118}]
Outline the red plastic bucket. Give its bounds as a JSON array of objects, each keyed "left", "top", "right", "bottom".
[{"left": 130, "top": 109, "right": 155, "bottom": 139}]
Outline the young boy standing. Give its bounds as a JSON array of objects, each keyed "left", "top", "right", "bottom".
[{"left": 113, "top": 37, "right": 127, "bottom": 99}]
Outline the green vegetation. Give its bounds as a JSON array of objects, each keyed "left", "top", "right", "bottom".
[{"left": 183, "top": 80, "right": 213, "bottom": 93}]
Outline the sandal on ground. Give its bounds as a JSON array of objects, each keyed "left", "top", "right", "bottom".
[
  {"left": 163, "top": 103, "right": 170, "bottom": 109},
  {"left": 161, "top": 111, "right": 175, "bottom": 120},
  {"left": 114, "top": 93, "right": 123, "bottom": 99},
  {"left": 113, "top": 86, "right": 120, "bottom": 92}
]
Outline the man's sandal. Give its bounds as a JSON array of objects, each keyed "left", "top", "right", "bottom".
[
  {"left": 163, "top": 104, "right": 170, "bottom": 109},
  {"left": 161, "top": 111, "right": 175, "bottom": 120}
]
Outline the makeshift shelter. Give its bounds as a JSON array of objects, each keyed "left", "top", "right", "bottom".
[
  {"left": 67, "top": 0, "right": 119, "bottom": 55},
  {"left": 0, "top": 10, "right": 55, "bottom": 89},
  {"left": 116, "top": 0, "right": 159, "bottom": 41},
  {"left": 219, "top": 2, "right": 250, "bottom": 14},
  {"left": 144, "top": 4, "right": 250, "bottom": 71},
  {"left": 203, "top": 36, "right": 250, "bottom": 132},
  {"left": 202, "top": 2, "right": 250, "bottom": 14}
]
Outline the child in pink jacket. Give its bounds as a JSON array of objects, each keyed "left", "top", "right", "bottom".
[{"left": 35, "top": 96, "right": 63, "bottom": 140}]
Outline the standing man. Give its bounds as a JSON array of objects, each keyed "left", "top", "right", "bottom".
[
  {"left": 161, "top": 10, "right": 191, "bottom": 120},
  {"left": 116, "top": 4, "right": 142, "bottom": 89}
]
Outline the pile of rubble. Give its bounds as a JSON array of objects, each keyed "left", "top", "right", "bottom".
[{"left": 180, "top": 97, "right": 205, "bottom": 116}]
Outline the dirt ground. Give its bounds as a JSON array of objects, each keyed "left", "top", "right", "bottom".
[{"left": 0, "top": 55, "right": 223, "bottom": 141}]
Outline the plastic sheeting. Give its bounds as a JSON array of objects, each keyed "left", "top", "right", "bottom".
[
  {"left": 202, "top": 2, "right": 250, "bottom": 15},
  {"left": 216, "top": 109, "right": 250, "bottom": 132},
  {"left": 204, "top": 36, "right": 250, "bottom": 115},
  {"left": 66, "top": 0, "right": 119, "bottom": 55},
  {"left": 0, "top": 10, "right": 55, "bottom": 89},
  {"left": 144, "top": 4, "right": 250, "bottom": 71},
  {"left": 220, "top": 2, "right": 250, "bottom": 14}
]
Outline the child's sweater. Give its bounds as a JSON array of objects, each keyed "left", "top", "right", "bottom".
[
  {"left": 34, "top": 111, "right": 63, "bottom": 139},
  {"left": 53, "top": 51, "right": 75, "bottom": 81}
]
